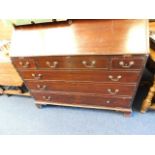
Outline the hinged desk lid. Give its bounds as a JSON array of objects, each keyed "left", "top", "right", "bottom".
[{"left": 10, "top": 19, "right": 149, "bottom": 57}]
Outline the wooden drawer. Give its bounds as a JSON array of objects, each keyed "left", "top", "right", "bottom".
[
  {"left": 26, "top": 81, "right": 136, "bottom": 97},
  {"left": 31, "top": 91, "right": 132, "bottom": 108},
  {"left": 12, "top": 57, "right": 36, "bottom": 69},
  {"left": 111, "top": 56, "right": 145, "bottom": 70},
  {"left": 19, "top": 70, "right": 141, "bottom": 83},
  {"left": 35, "top": 56, "right": 109, "bottom": 69}
]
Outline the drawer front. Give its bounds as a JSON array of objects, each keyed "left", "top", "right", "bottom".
[
  {"left": 12, "top": 57, "right": 36, "bottom": 69},
  {"left": 35, "top": 56, "right": 109, "bottom": 69},
  {"left": 111, "top": 56, "right": 145, "bottom": 70},
  {"left": 19, "top": 70, "right": 141, "bottom": 83},
  {"left": 26, "top": 81, "right": 136, "bottom": 96},
  {"left": 32, "top": 91, "right": 131, "bottom": 108}
]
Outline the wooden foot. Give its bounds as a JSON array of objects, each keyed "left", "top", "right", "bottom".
[
  {"left": 124, "top": 112, "right": 132, "bottom": 117},
  {"left": 141, "top": 79, "right": 155, "bottom": 113},
  {"left": 35, "top": 104, "right": 43, "bottom": 109}
]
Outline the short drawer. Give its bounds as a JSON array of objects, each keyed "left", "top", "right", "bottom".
[
  {"left": 19, "top": 70, "right": 141, "bottom": 83},
  {"left": 111, "top": 56, "right": 145, "bottom": 70},
  {"left": 35, "top": 55, "right": 109, "bottom": 69},
  {"left": 26, "top": 81, "right": 136, "bottom": 96},
  {"left": 31, "top": 91, "right": 132, "bottom": 108},
  {"left": 12, "top": 57, "right": 36, "bottom": 69}
]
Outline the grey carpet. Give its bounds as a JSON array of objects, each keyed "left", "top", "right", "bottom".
[{"left": 0, "top": 69, "right": 155, "bottom": 135}]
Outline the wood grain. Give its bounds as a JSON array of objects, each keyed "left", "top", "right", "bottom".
[
  {"left": 25, "top": 80, "right": 136, "bottom": 96},
  {"left": 18, "top": 70, "right": 141, "bottom": 83},
  {"left": 32, "top": 91, "right": 132, "bottom": 108},
  {"left": 10, "top": 19, "right": 149, "bottom": 57},
  {"left": 11, "top": 19, "right": 148, "bottom": 115}
]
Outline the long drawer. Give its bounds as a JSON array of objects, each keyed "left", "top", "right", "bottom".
[
  {"left": 25, "top": 81, "right": 136, "bottom": 96},
  {"left": 31, "top": 91, "right": 132, "bottom": 108},
  {"left": 19, "top": 70, "right": 141, "bottom": 83}
]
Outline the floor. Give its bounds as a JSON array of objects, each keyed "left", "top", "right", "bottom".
[{"left": 0, "top": 69, "right": 155, "bottom": 135}]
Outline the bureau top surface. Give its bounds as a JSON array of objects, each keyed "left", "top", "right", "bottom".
[{"left": 10, "top": 19, "right": 149, "bottom": 57}]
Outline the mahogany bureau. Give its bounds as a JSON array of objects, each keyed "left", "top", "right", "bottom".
[{"left": 10, "top": 19, "right": 149, "bottom": 116}]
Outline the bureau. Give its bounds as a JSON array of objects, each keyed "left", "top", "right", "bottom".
[{"left": 10, "top": 19, "right": 149, "bottom": 116}]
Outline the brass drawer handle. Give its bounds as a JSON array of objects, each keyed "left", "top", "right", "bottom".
[
  {"left": 119, "top": 61, "right": 135, "bottom": 68},
  {"left": 107, "top": 89, "right": 119, "bottom": 95},
  {"left": 37, "top": 84, "right": 47, "bottom": 90},
  {"left": 19, "top": 61, "right": 30, "bottom": 68},
  {"left": 108, "top": 75, "right": 122, "bottom": 82},
  {"left": 32, "top": 73, "right": 42, "bottom": 80},
  {"left": 42, "top": 96, "right": 51, "bottom": 101},
  {"left": 82, "top": 60, "right": 96, "bottom": 68},
  {"left": 46, "top": 61, "right": 58, "bottom": 68}
]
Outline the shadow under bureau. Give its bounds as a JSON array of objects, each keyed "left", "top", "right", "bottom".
[{"left": 10, "top": 19, "right": 149, "bottom": 116}]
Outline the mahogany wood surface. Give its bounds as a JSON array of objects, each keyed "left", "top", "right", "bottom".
[
  {"left": 12, "top": 55, "right": 146, "bottom": 70},
  {"left": 25, "top": 81, "right": 136, "bottom": 96},
  {"left": 18, "top": 70, "right": 141, "bottom": 83},
  {"left": 111, "top": 56, "right": 146, "bottom": 70},
  {"left": 11, "top": 19, "right": 149, "bottom": 115},
  {"left": 31, "top": 91, "right": 132, "bottom": 108},
  {"left": 10, "top": 19, "right": 149, "bottom": 57}
]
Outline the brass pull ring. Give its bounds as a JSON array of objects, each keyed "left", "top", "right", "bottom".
[
  {"left": 108, "top": 75, "right": 122, "bottom": 82},
  {"left": 46, "top": 61, "right": 58, "bottom": 68},
  {"left": 32, "top": 73, "right": 42, "bottom": 80},
  {"left": 82, "top": 60, "right": 96, "bottom": 68},
  {"left": 19, "top": 61, "right": 30, "bottom": 68},
  {"left": 42, "top": 96, "right": 51, "bottom": 101},
  {"left": 119, "top": 61, "right": 134, "bottom": 68},
  {"left": 37, "top": 84, "right": 47, "bottom": 90},
  {"left": 107, "top": 89, "right": 119, "bottom": 95}
]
